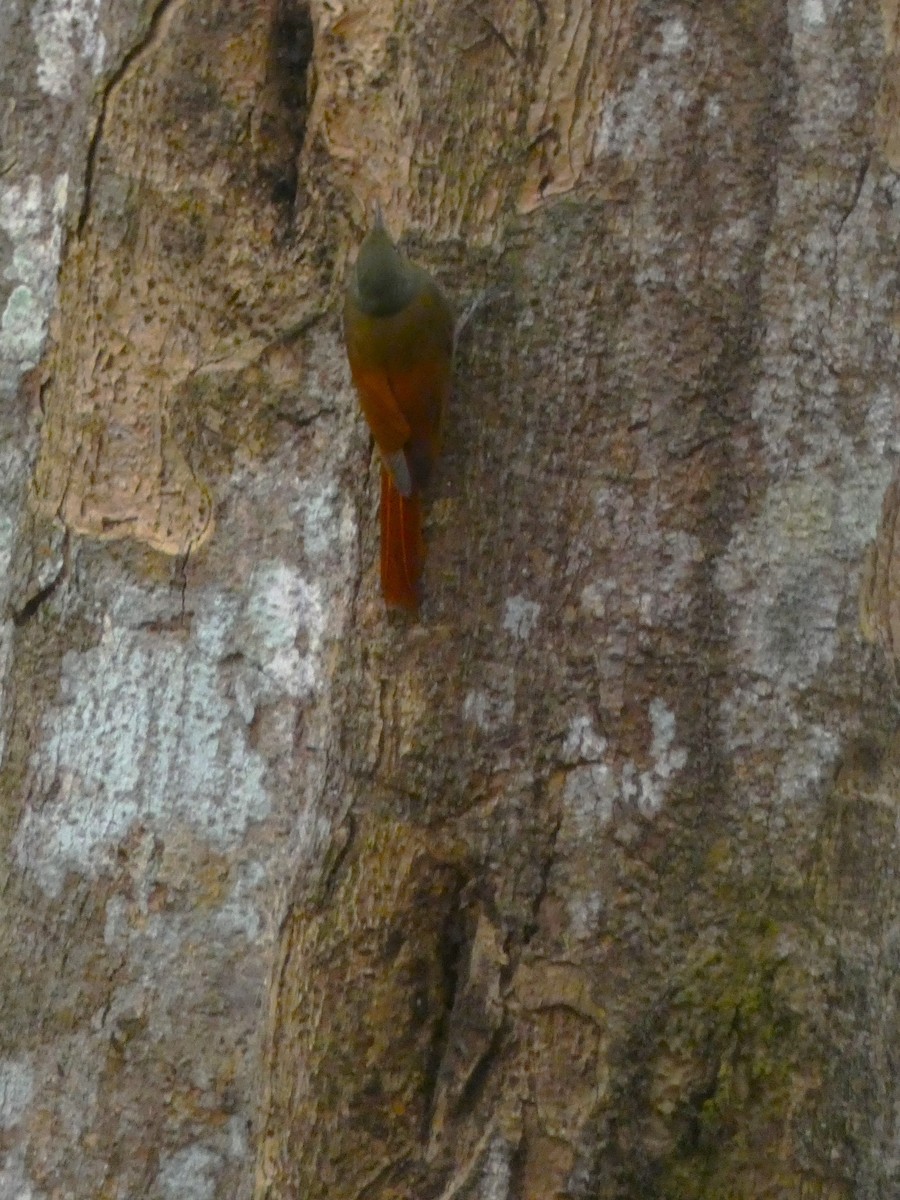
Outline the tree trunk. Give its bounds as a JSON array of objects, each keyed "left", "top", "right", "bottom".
[{"left": 1, "top": 0, "right": 899, "bottom": 1197}]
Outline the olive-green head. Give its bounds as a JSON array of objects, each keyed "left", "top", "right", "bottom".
[{"left": 349, "top": 209, "right": 418, "bottom": 318}]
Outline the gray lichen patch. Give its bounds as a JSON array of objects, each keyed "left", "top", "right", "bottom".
[
  {"left": 0, "top": 172, "right": 68, "bottom": 393},
  {"left": 12, "top": 600, "right": 271, "bottom": 897},
  {"left": 9, "top": 535, "right": 346, "bottom": 899},
  {"left": 0, "top": 519, "right": 353, "bottom": 1197},
  {"left": 30, "top": 0, "right": 106, "bottom": 100}
]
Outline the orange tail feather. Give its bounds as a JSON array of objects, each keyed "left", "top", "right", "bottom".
[{"left": 380, "top": 468, "right": 424, "bottom": 610}]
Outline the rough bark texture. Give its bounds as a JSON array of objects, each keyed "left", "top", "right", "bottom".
[{"left": 1, "top": 1, "right": 899, "bottom": 1198}]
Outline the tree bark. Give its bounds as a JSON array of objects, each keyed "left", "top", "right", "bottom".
[{"left": 1, "top": 0, "right": 899, "bottom": 1198}]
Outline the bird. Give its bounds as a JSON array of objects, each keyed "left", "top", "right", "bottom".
[{"left": 343, "top": 206, "right": 454, "bottom": 611}]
